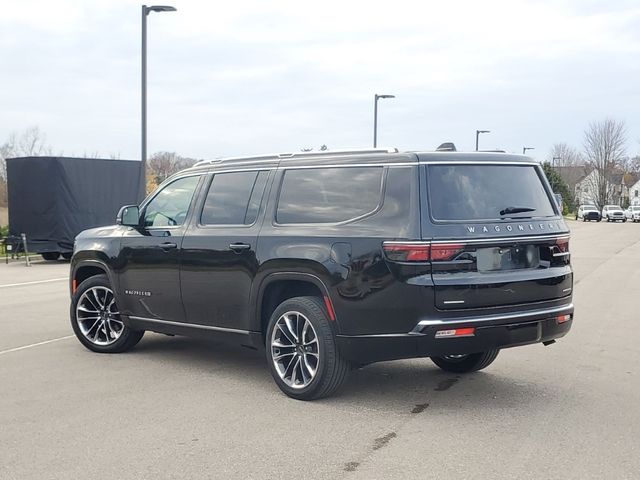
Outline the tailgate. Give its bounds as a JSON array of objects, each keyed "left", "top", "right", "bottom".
[
  {"left": 431, "top": 236, "right": 572, "bottom": 310},
  {"left": 421, "top": 161, "right": 572, "bottom": 310}
]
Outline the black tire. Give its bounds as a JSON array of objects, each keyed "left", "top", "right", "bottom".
[
  {"left": 582, "top": 217, "right": 586, "bottom": 222},
  {"left": 597, "top": 218, "right": 601, "bottom": 222},
  {"left": 41, "top": 252, "right": 60, "bottom": 261},
  {"left": 265, "top": 296, "right": 350, "bottom": 400},
  {"left": 607, "top": 216, "right": 611, "bottom": 222},
  {"left": 70, "top": 274, "right": 144, "bottom": 353},
  {"left": 623, "top": 218, "right": 627, "bottom": 223},
  {"left": 431, "top": 350, "right": 500, "bottom": 373},
  {"left": 61, "top": 252, "right": 73, "bottom": 260}
]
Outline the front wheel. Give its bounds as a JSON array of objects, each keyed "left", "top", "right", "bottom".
[
  {"left": 70, "top": 274, "right": 144, "bottom": 353},
  {"left": 266, "top": 296, "right": 350, "bottom": 400},
  {"left": 431, "top": 350, "right": 499, "bottom": 373}
]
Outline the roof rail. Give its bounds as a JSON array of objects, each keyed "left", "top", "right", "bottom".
[{"left": 193, "top": 148, "right": 398, "bottom": 167}]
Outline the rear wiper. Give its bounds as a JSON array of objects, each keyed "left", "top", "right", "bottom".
[{"left": 499, "top": 206, "right": 536, "bottom": 216}]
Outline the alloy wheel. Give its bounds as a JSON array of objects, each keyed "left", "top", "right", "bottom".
[
  {"left": 76, "top": 286, "right": 124, "bottom": 346},
  {"left": 270, "top": 311, "right": 319, "bottom": 389}
]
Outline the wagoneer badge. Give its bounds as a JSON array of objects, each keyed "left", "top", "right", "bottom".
[
  {"left": 466, "top": 221, "right": 563, "bottom": 234},
  {"left": 124, "top": 289, "right": 152, "bottom": 297}
]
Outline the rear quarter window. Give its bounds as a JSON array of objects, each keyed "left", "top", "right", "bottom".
[
  {"left": 276, "top": 166, "right": 384, "bottom": 224},
  {"left": 427, "top": 164, "right": 556, "bottom": 222}
]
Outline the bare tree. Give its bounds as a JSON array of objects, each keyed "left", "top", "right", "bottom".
[
  {"left": 549, "top": 143, "right": 583, "bottom": 167},
  {"left": 549, "top": 142, "right": 588, "bottom": 197},
  {"left": 15, "top": 126, "right": 51, "bottom": 156},
  {"left": 583, "top": 119, "right": 627, "bottom": 208},
  {"left": 147, "top": 151, "right": 198, "bottom": 186}
]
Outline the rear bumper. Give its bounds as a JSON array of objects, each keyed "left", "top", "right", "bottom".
[{"left": 336, "top": 303, "right": 574, "bottom": 364}]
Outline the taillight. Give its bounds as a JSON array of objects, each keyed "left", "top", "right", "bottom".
[
  {"left": 555, "top": 237, "right": 570, "bottom": 253},
  {"left": 383, "top": 242, "right": 465, "bottom": 262},
  {"left": 383, "top": 243, "right": 430, "bottom": 262},
  {"left": 430, "top": 243, "right": 464, "bottom": 261}
]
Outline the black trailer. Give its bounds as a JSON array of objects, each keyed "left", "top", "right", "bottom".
[{"left": 6, "top": 156, "right": 143, "bottom": 260}]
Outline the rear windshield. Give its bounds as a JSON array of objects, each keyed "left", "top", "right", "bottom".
[{"left": 427, "top": 164, "right": 556, "bottom": 221}]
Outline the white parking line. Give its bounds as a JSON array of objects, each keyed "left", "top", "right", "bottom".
[
  {"left": 0, "top": 277, "right": 68, "bottom": 288},
  {"left": 0, "top": 335, "right": 75, "bottom": 355}
]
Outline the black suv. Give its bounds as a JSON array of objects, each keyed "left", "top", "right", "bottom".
[{"left": 70, "top": 148, "right": 574, "bottom": 400}]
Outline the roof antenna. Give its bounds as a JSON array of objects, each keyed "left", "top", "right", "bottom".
[{"left": 436, "top": 142, "right": 457, "bottom": 152}]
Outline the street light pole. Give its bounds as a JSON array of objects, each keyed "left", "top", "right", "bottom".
[
  {"left": 475, "top": 130, "right": 490, "bottom": 151},
  {"left": 141, "top": 4, "right": 176, "bottom": 201},
  {"left": 373, "top": 94, "right": 395, "bottom": 148},
  {"left": 552, "top": 156, "right": 561, "bottom": 168},
  {"left": 523, "top": 146, "right": 535, "bottom": 155}
]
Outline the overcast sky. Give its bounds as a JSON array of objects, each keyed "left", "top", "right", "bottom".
[{"left": 1, "top": 0, "right": 639, "bottom": 161}]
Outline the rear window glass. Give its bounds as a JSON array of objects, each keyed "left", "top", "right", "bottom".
[
  {"left": 427, "top": 164, "right": 556, "bottom": 221},
  {"left": 277, "top": 167, "right": 383, "bottom": 224}
]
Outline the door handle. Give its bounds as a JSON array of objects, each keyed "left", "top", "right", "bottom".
[
  {"left": 229, "top": 242, "right": 251, "bottom": 253},
  {"left": 160, "top": 242, "right": 177, "bottom": 251}
]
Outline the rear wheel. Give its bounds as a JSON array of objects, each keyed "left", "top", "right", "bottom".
[
  {"left": 61, "top": 252, "right": 73, "bottom": 260},
  {"left": 41, "top": 252, "right": 59, "bottom": 261},
  {"left": 431, "top": 350, "right": 499, "bottom": 373},
  {"left": 70, "top": 274, "right": 144, "bottom": 353},
  {"left": 266, "top": 296, "right": 349, "bottom": 400}
]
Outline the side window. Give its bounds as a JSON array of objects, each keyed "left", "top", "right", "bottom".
[
  {"left": 143, "top": 176, "right": 200, "bottom": 228},
  {"left": 276, "top": 167, "right": 384, "bottom": 224},
  {"left": 200, "top": 170, "right": 269, "bottom": 225}
]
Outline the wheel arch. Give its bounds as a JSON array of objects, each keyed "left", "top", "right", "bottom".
[
  {"left": 254, "top": 272, "right": 338, "bottom": 341},
  {"left": 71, "top": 259, "right": 115, "bottom": 296}
]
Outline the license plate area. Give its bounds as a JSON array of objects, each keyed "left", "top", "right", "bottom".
[{"left": 476, "top": 245, "right": 540, "bottom": 272}]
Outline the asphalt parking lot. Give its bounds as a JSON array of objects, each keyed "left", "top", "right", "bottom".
[{"left": 1, "top": 220, "right": 639, "bottom": 480}]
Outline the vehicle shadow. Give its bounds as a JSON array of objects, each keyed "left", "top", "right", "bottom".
[{"left": 132, "top": 334, "right": 565, "bottom": 413}]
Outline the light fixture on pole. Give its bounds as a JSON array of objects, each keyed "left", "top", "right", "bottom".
[
  {"left": 373, "top": 94, "right": 395, "bottom": 148},
  {"left": 523, "top": 146, "right": 535, "bottom": 155},
  {"left": 141, "top": 4, "right": 176, "bottom": 200},
  {"left": 475, "top": 130, "right": 490, "bottom": 151}
]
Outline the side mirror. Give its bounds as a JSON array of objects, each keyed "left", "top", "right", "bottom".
[{"left": 116, "top": 205, "right": 140, "bottom": 226}]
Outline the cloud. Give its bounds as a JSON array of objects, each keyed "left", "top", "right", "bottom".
[{"left": 1, "top": 0, "right": 639, "bottom": 160}]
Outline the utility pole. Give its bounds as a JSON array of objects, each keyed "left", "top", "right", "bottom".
[{"left": 141, "top": 5, "right": 176, "bottom": 200}]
